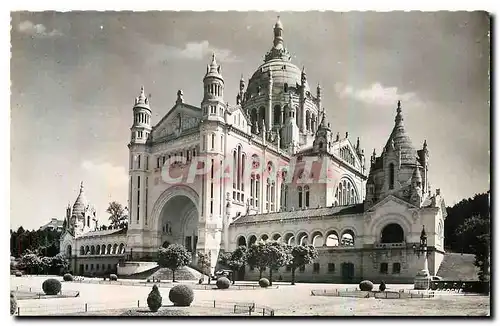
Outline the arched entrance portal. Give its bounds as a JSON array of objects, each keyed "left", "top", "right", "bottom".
[{"left": 159, "top": 195, "right": 199, "bottom": 262}]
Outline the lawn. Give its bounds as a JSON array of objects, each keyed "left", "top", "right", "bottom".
[{"left": 11, "top": 276, "right": 490, "bottom": 316}]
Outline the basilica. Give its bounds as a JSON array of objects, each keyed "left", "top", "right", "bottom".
[{"left": 60, "top": 17, "right": 447, "bottom": 283}]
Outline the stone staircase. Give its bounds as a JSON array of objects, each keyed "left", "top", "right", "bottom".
[{"left": 437, "top": 252, "right": 480, "bottom": 281}]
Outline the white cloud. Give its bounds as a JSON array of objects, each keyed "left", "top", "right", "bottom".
[
  {"left": 335, "top": 82, "right": 419, "bottom": 107},
  {"left": 17, "top": 20, "right": 63, "bottom": 38},
  {"left": 81, "top": 160, "right": 128, "bottom": 189},
  {"left": 161, "top": 40, "right": 240, "bottom": 63}
]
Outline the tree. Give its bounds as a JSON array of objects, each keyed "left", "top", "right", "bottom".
[
  {"left": 219, "top": 246, "right": 247, "bottom": 284},
  {"left": 51, "top": 253, "right": 69, "bottom": 275},
  {"left": 287, "top": 245, "right": 319, "bottom": 285},
  {"left": 264, "top": 241, "right": 290, "bottom": 286},
  {"left": 456, "top": 214, "right": 490, "bottom": 283},
  {"left": 18, "top": 250, "right": 43, "bottom": 274},
  {"left": 445, "top": 192, "right": 489, "bottom": 252},
  {"left": 157, "top": 244, "right": 191, "bottom": 282},
  {"left": 106, "top": 201, "right": 127, "bottom": 228},
  {"left": 197, "top": 251, "right": 211, "bottom": 283},
  {"left": 246, "top": 241, "right": 269, "bottom": 279}
]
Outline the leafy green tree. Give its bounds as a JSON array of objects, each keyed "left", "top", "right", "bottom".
[
  {"left": 196, "top": 251, "right": 211, "bottom": 283},
  {"left": 106, "top": 201, "right": 128, "bottom": 228},
  {"left": 51, "top": 253, "right": 69, "bottom": 275},
  {"left": 445, "top": 192, "right": 489, "bottom": 252},
  {"left": 219, "top": 246, "right": 247, "bottom": 284},
  {"left": 264, "top": 241, "right": 291, "bottom": 286},
  {"left": 246, "top": 241, "right": 268, "bottom": 279},
  {"left": 457, "top": 214, "right": 490, "bottom": 283},
  {"left": 19, "top": 250, "right": 43, "bottom": 274},
  {"left": 41, "top": 256, "right": 52, "bottom": 274},
  {"left": 157, "top": 244, "right": 191, "bottom": 282},
  {"left": 287, "top": 245, "right": 319, "bottom": 285}
]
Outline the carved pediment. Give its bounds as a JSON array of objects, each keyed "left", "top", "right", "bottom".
[
  {"left": 153, "top": 104, "right": 201, "bottom": 140},
  {"left": 366, "top": 194, "right": 418, "bottom": 213},
  {"left": 334, "top": 139, "right": 362, "bottom": 170}
]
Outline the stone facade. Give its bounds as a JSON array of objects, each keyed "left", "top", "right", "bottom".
[{"left": 60, "top": 18, "right": 447, "bottom": 282}]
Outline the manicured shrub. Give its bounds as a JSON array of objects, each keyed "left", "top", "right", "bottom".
[
  {"left": 259, "top": 278, "right": 270, "bottom": 288},
  {"left": 359, "top": 280, "right": 374, "bottom": 291},
  {"left": 169, "top": 284, "right": 194, "bottom": 307},
  {"left": 109, "top": 274, "right": 118, "bottom": 281},
  {"left": 198, "top": 278, "right": 203, "bottom": 285},
  {"left": 147, "top": 279, "right": 151, "bottom": 283},
  {"left": 15, "top": 271, "right": 22, "bottom": 277},
  {"left": 379, "top": 281, "right": 386, "bottom": 292},
  {"left": 10, "top": 292, "right": 17, "bottom": 316},
  {"left": 63, "top": 273, "right": 73, "bottom": 282},
  {"left": 42, "top": 278, "right": 62, "bottom": 295},
  {"left": 147, "top": 285, "right": 163, "bottom": 312},
  {"left": 216, "top": 277, "right": 230, "bottom": 289}
]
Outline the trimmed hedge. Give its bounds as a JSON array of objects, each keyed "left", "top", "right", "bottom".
[
  {"left": 359, "top": 280, "right": 374, "bottom": 291},
  {"left": 10, "top": 292, "right": 17, "bottom": 316},
  {"left": 63, "top": 273, "right": 74, "bottom": 282},
  {"left": 109, "top": 274, "right": 118, "bottom": 281},
  {"left": 42, "top": 278, "right": 62, "bottom": 295},
  {"left": 15, "top": 271, "right": 22, "bottom": 277},
  {"left": 147, "top": 285, "right": 163, "bottom": 312},
  {"left": 216, "top": 277, "right": 230, "bottom": 289},
  {"left": 169, "top": 284, "right": 194, "bottom": 307},
  {"left": 259, "top": 278, "right": 270, "bottom": 288}
]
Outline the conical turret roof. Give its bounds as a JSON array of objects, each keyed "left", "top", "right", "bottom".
[
  {"left": 71, "top": 182, "right": 88, "bottom": 217},
  {"left": 384, "top": 101, "right": 418, "bottom": 165}
]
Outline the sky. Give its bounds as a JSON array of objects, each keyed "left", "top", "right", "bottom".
[{"left": 10, "top": 11, "right": 490, "bottom": 230}]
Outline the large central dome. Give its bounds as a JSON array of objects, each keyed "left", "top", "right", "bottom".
[{"left": 246, "top": 17, "right": 311, "bottom": 98}]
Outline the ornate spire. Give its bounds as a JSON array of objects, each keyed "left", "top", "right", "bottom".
[
  {"left": 135, "top": 86, "right": 148, "bottom": 106},
  {"left": 80, "top": 181, "right": 84, "bottom": 193},
  {"left": 204, "top": 53, "right": 223, "bottom": 80},
  {"left": 423, "top": 139, "right": 428, "bottom": 150},
  {"left": 356, "top": 137, "right": 360, "bottom": 150},
  {"left": 273, "top": 16, "right": 283, "bottom": 47},
  {"left": 395, "top": 100, "right": 403, "bottom": 125},
  {"left": 264, "top": 17, "right": 291, "bottom": 62}
]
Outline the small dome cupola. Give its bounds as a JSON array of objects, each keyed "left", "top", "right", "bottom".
[
  {"left": 204, "top": 53, "right": 224, "bottom": 82},
  {"left": 264, "top": 16, "right": 291, "bottom": 62},
  {"left": 134, "top": 86, "right": 150, "bottom": 111},
  {"left": 203, "top": 53, "right": 225, "bottom": 102}
]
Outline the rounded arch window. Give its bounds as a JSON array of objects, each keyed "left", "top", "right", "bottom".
[
  {"left": 340, "top": 230, "right": 355, "bottom": 246},
  {"left": 248, "top": 235, "right": 257, "bottom": 246},
  {"left": 380, "top": 223, "right": 405, "bottom": 243},
  {"left": 335, "top": 178, "right": 358, "bottom": 206},
  {"left": 237, "top": 236, "right": 247, "bottom": 247}
]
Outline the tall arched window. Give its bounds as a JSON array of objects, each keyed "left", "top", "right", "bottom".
[
  {"left": 306, "top": 110, "right": 311, "bottom": 131},
  {"left": 389, "top": 163, "right": 395, "bottom": 190},
  {"left": 335, "top": 178, "right": 359, "bottom": 206},
  {"left": 211, "top": 134, "right": 215, "bottom": 149},
  {"left": 270, "top": 180, "right": 276, "bottom": 211},
  {"left": 298, "top": 186, "right": 303, "bottom": 208},
  {"left": 304, "top": 186, "right": 310, "bottom": 207},
  {"left": 274, "top": 105, "right": 281, "bottom": 124}
]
